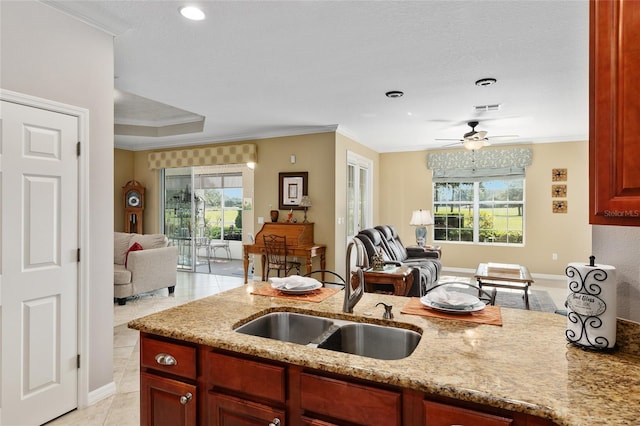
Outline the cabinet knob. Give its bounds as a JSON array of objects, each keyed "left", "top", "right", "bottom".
[
  {"left": 154, "top": 353, "right": 177, "bottom": 366},
  {"left": 268, "top": 419, "right": 281, "bottom": 426},
  {"left": 179, "top": 392, "right": 192, "bottom": 405}
]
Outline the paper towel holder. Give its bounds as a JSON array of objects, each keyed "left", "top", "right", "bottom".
[{"left": 565, "top": 255, "right": 618, "bottom": 352}]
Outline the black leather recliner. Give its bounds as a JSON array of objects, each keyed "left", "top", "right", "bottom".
[{"left": 355, "top": 225, "right": 441, "bottom": 297}]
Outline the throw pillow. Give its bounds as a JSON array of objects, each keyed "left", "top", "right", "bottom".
[{"left": 124, "top": 242, "right": 143, "bottom": 268}]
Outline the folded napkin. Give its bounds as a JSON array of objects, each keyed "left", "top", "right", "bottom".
[
  {"left": 269, "top": 275, "right": 321, "bottom": 289},
  {"left": 427, "top": 287, "right": 478, "bottom": 307}
]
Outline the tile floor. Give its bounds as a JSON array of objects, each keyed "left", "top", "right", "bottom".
[{"left": 48, "top": 269, "right": 567, "bottom": 425}]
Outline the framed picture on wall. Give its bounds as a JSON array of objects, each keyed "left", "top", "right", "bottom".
[{"left": 279, "top": 172, "right": 308, "bottom": 210}]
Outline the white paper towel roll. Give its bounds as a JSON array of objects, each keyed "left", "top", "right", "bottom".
[{"left": 565, "top": 260, "right": 617, "bottom": 349}]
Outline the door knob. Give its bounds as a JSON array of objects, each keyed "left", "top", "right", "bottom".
[{"left": 179, "top": 392, "right": 192, "bottom": 405}]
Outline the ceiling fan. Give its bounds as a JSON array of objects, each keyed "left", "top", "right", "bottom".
[{"left": 436, "top": 121, "right": 518, "bottom": 150}]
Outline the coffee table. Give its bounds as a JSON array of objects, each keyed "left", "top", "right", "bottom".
[
  {"left": 474, "top": 263, "right": 534, "bottom": 309},
  {"left": 363, "top": 266, "right": 414, "bottom": 296}
]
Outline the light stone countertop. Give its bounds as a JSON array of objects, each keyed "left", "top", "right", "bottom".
[{"left": 128, "top": 282, "right": 640, "bottom": 426}]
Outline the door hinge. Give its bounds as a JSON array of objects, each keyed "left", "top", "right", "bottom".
[
  {"left": 77, "top": 354, "right": 80, "bottom": 369},
  {"left": 77, "top": 248, "right": 81, "bottom": 262},
  {"left": 76, "top": 141, "right": 81, "bottom": 156}
]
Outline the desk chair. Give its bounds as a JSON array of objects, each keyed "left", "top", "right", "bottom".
[
  {"left": 247, "top": 233, "right": 255, "bottom": 276},
  {"left": 303, "top": 270, "right": 346, "bottom": 290},
  {"left": 263, "top": 234, "right": 301, "bottom": 278}
]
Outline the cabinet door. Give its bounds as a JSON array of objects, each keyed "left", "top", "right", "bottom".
[
  {"left": 141, "top": 372, "right": 197, "bottom": 426},
  {"left": 208, "top": 392, "right": 285, "bottom": 426},
  {"left": 590, "top": 0, "right": 640, "bottom": 225},
  {"left": 424, "top": 401, "right": 512, "bottom": 426}
]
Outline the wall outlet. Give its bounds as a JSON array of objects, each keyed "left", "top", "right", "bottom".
[
  {"left": 258, "top": 216, "right": 264, "bottom": 224},
  {"left": 552, "top": 253, "right": 558, "bottom": 260}
]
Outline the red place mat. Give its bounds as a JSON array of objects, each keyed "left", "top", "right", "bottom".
[
  {"left": 251, "top": 285, "right": 340, "bottom": 303},
  {"left": 401, "top": 297, "right": 503, "bottom": 326}
]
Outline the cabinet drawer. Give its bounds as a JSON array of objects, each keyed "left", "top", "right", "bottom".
[
  {"left": 424, "top": 400, "right": 513, "bottom": 426},
  {"left": 300, "top": 373, "right": 401, "bottom": 426},
  {"left": 141, "top": 335, "right": 197, "bottom": 380},
  {"left": 208, "top": 352, "right": 286, "bottom": 403}
]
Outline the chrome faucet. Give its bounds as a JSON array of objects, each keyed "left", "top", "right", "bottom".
[{"left": 343, "top": 238, "right": 367, "bottom": 313}]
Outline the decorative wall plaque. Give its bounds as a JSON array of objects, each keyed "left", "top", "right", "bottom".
[
  {"left": 553, "top": 200, "right": 567, "bottom": 213},
  {"left": 552, "top": 168, "right": 567, "bottom": 181},
  {"left": 552, "top": 184, "right": 567, "bottom": 198}
]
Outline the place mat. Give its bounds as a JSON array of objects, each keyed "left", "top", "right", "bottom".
[
  {"left": 401, "top": 297, "right": 503, "bottom": 326},
  {"left": 251, "top": 285, "right": 340, "bottom": 303}
]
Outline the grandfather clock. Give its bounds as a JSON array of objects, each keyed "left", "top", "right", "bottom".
[{"left": 123, "top": 180, "right": 145, "bottom": 234}]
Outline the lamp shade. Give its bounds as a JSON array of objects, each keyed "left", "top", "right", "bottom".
[
  {"left": 409, "top": 210, "right": 434, "bottom": 226},
  {"left": 299, "top": 196, "right": 312, "bottom": 207}
]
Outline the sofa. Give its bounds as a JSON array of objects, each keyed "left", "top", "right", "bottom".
[
  {"left": 114, "top": 232, "right": 178, "bottom": 305},
  {"left": 355, "top": 225, "right": 441, "bottom": 297}
]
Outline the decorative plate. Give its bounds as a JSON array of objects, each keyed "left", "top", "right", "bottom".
[
  {"left": 272, "top": 282, "right": 322, "bottom": 294},
  {"left": 423, "top": 291, "right": 480, "bottom": 310},
  {"left": 420, "top": 297, "right": 486, "bottom": 314}
]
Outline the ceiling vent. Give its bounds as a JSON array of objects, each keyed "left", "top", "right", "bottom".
[{"left": 473, "top": 104, "right": 501, "bottom": 113}]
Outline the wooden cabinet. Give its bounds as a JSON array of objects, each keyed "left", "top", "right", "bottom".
[
  {"left": 208, "top": 392, "right": 284, "bottom": 426},
  {"left": 141, "top": 372, "right": 197, "bottom": 426},
  {"left": 139, "top": 334, "right": 556, "bottom": 426},
  {"left": 299, "top": 372, "right": 402, "bottom": 426},
  {"left": 140, "top": 334, "right": 198, "bottom": 426},
  {"left": 424, "top": 401, "right": 512, "bottom": 426},
  {"left": 206, "top": 352, "right": 286, "bottom": 426},
  {"left": 589, "top": 0, "right": 640, "bottom": 226}
]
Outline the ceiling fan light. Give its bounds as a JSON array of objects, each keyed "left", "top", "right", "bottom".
[
  {"left": 179, "top": 6, "right": 205, "bottom": 21},
  {"left": 463, "top": 139, "right": 485, "bottom": 150}
]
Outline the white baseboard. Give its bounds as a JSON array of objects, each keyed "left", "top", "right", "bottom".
[{"left": 86, "top": 381, "right": 116, "bottom": 407}]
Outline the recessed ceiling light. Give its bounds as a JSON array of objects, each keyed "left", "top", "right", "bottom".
[
  {"left": 475, "top": 78, "right": 497, "bottom": 87},
  {"left": 385, "top": 90, "right": 404, "bottom": 98},
  {"left": 179, "top": 6, "right": 205, "bottom": 21}
]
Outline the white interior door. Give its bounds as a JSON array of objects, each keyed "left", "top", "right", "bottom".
[{"left": 0, "top": 100, "right": 79, "bottom": 425}]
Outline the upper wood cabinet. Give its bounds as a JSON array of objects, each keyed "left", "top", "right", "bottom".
[{"left": 590, "top": 0, "right": 640, "bottom": 226}]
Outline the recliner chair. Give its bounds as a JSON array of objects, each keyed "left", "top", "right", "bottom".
[{"left": 355, "top": 225, "right": 441, "bottom": 297}]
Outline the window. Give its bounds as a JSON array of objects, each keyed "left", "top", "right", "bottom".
[
  {"left": 433, "top": 179, "right": 524, "bottom": 245},
  {"left": 346, "top": 151, "right": 373, "bottom": 241}
]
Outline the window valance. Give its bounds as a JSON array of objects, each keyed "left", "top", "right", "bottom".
[
  {"left": 148, "top": 143, "right": 257, "bottom": 170},
  {"left": 427, "top": 148, "right": 532, "bottom": 182}
]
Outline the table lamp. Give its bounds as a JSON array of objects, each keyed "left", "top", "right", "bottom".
[
  {"left": 300, "top": 196, "right": 312, "bottom": 223},
  {"left": 409, "top": 209, "right": 434, "bottom": 247}
]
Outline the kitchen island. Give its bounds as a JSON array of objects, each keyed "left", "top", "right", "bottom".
[{"left": 129, "top": 282, "right": 640, "bottom": 425}]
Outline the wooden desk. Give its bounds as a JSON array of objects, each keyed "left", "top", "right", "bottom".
[
  {"left": 244, "top": 221, "right": 326, "bottom": 283},
  {"left": 363, "top": 266, "right": 414, "bottom": 296},
  {"left": 243, "top": 244, "right": 326, "bottom": 283}
]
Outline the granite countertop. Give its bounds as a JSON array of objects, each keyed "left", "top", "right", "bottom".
[{"left": 128, "top": 282, "right": 640, "bottom": 425}]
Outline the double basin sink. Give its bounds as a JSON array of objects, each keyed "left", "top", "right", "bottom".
[{"left": 235, "top": 311, "right": 421, "bottom": 360}]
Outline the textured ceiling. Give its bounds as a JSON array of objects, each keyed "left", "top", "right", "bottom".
[{"left": 48, "top": 0, "right": 590, "bottom": 152}]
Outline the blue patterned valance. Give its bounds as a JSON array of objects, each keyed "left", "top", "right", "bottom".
[{"left": 427, "top": 148, "right": 532, "bottom": 182}]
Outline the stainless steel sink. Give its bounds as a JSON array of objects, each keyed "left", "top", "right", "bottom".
[
  {"left": 234, "top": 311, "right": 421, "bottom": 360},
  {"left": 317, "top": 322, "right": 421, "bottom": 360},
  {"left": 235, "top": 312, "right": 335, "bottom": 345}
]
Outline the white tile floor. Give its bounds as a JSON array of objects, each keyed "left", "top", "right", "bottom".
[{"left": 47, "top": 269, "right": 567, "bottom": 425}]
